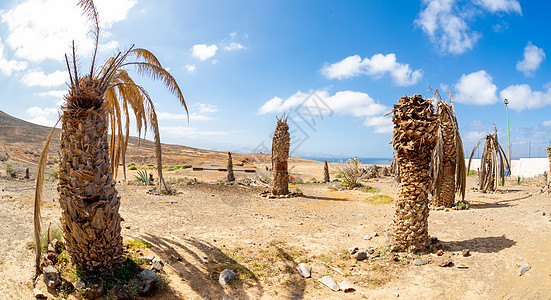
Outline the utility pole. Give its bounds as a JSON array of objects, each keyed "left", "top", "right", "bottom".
[{"left": 504, "top": 99, "right": 512, "bottom": 162}]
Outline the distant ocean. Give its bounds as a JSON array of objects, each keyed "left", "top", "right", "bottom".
[{"left": 300, "top": 157, "right": 393, "bottom": 165}]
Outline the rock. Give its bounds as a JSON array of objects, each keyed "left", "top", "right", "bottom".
[
  {"left": 435, "top": 255, "right": 452, "bottom": 267},
  {"left": 338, "top": 281, "right": 356, "bottom": 292},
  {"left": 222, "top": 298, "right": 233, "bottom": 300},
  {"left": 436, "top": 249, "right": 444, "bottom": 256},
  {"left": 462, "top": 249, "right": 470, "bottom": 257},
  {"left": 75, "top": 280, "right": 86, "bottom": 290},
  {"left": 46, "top": 252, "right": 57, "bottom": 265},
  {"left": 296, "top": 263, "right": 311, "bottom": 278},
  {"left": 33, "top": 288, "right": 47, "bottom": 298},
  {"left": 61, "top": 279, "right": 74, "bottom": 292},
  {"left": 353, "top": 251, "right": 367, "bottom": 261},
  {"left": 318, "top": 276, "right": 340, "bottom": 291},
  {"left": 519, "top": 264, "right": 531, "bottom": 276},
  {"left": 83, "top": 284, "right": 104, "bottom": 299},
  {"left": 412, "top": 258, "right": 430, "bottom": 266},
  {"left": 393, "top": 292, "right": 400, "bottom": 297},
  {"left": 151, "top": 256, "right": 164, "bottom": 271},
  {"left": 348, "top": 247, "right": 359, "bottom": 255},
  {"left": 219, "top": 269, "right": 235, "bottom": 285},
  {"left": 43, "top": 265, "right": 60, "bottom": 288},
  {"left": 49, "top": 239, "right": 63, "bottom": 253},
  {"left": 139, "top": 269, "right": 158, "bottom": 281},
  {"left": 109, "top": 285, "right": 131, "bottom": 300},
  {"left": 456, "top": 263, "right": 468, "bottom": 269},
  {"left": 137, "top": 279, "right": 154, "bottom": 296}
]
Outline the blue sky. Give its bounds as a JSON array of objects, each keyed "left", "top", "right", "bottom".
[{"left": 0, "top": 0, "right": 550, "bottom": 158}]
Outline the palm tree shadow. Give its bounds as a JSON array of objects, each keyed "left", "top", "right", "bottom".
[
  {"left": 140, "top": 234, "right": 264, "bottom": 299},
  {"left": 300, "top": 195, "right": 349, "bottom": 201},
  {"left": 440, "top": 235, "right": 516, "bottom": 253},
  {"left": 469, "top": 202, "right": 515, "bottom": 209}
]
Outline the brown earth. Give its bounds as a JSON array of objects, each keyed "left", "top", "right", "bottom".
[{"left": 0, "top": 111, "right": 550, "bottom": 299}]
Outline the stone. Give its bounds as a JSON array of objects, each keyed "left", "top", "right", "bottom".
[
  {"left": 138, "top": 279, "right": 154, "bottom": 296},
  {"left": 43, "top": 265, "right": 60, "bottom": 289},
  {"left": 412, "top": 258, "right": 430, "bottom": 266},
  {"left": 353, "top": 251, "right": 367, "bottom": 261},
  {"left": 61, "top": 279, "right": 74, "bottom": 292},
  {"left": 348, "top": 247, "right": 359, "bottom": 255},
  {"left": 50, "top": 239, "right": 63, "bottom": 253},
  {"left": 519, "top": 263, "right": 531, "bottom": 276},
  {"left": 436, "top": 249, "right": 444, "bottom": 256},
  {"left": 462, "top": 249, "right": 470, "bottom": 257},
  {"left": 435, "top": 255, "right": 452, "bottom": 267},
  {"left": 139, "top": 269, "right": 158, "bottom": 281},
  {"left": 456, "top": 263, "right": 468, "bottom": 269},
  {"left": 110, "top": 285, "right": 131, "bottom": 300},
  {"left": 83, "top": 284, "right": 104, "bottom": 299},
  {"left": 151, "top": 256, "right": 164, "bottom": 271},
  {"left": 33, "top": 288, "right": 47, "bottom": 298},
  {"left": 296, "top": 263, "right": 311, "bottom": 278},
  {"left": 338, "top": 281, "right": 356, "bottom": 293},
  {"left": 219, "top": 269, "right": 235, "bottom": 285},
  {"left": 318, "top": 276, "right": 340, "bottom": 291}
]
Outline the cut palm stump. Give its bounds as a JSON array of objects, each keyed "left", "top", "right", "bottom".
[
  {"left": 271, "top": 114, "right": 290, "bottom": 196},
  {"left": 391, "top": 94, "right": 437, "bottom": 252}
]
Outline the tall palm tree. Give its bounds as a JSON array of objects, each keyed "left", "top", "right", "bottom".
[
  {"left": 430, "top": 90, "right": 466, "bottom": 208},
  {"left": 467, "top": 128, "right": 509, "bottom": 193},
  {"left": 271, "top": 114, "right": 290, "bottom": 195},
  {"left": 227, "top": 152, "right": 235, "bottom": 182},
  {"left": 34, "top": 0, "right": 187, "bottom": 275},
  {"left": 391, "top": 94, "right": 437, "bottom": 252}
]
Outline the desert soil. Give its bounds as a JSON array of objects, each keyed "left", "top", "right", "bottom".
[{"left": 0, "top": 158, "right": 550, "bottom": 300}]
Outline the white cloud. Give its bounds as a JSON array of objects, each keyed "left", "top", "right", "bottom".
[
  {"left": 499, "top": 83, "right": 551, "bottom": 112},
  {"left": 25, "top": 106, "right": 59, "bottom": 126},
  {"left": 415, "top": 0, "right": 481, "bottom": 55},
  {"left": 157, "top": 103, "right": 219, "bottom": 122},
  {"left": 195, "top": 103, "right": 219, "bottom": 113},
  {"left": 191, "top": 44, "right": 218, "bottom": 61},
  {"left": 542, "top": 120, "right": 551, "bottom": 127},
  {"left": 258, "top": 90, "right": 391, "bottom": 133},
  {"left": 0, "top": 39, "right": 27, "bottom": 75},
  {"left": 321, "top": 54, "right": 422, "bottom": 86},
  {"left": 454, "top": 70, "right": 498, "bottom": 105},
  {"left": 473, "top": 0, "right": 521, "bottom": 14},
  {"left": 415, "top": 0, "right": 521, "bottom": 55},
  {"left": 0, "top": 0, "right": 136, "bottom": 62},
  {"left": 39, "top": 90, "right": 66, "bottom": 98},
  {"left": 224, "top": 42, "right": 245, "bottom": 51},
  {"left": 185, "top": 64, "right": 196, "bottom": 73},
  {"left": 516, "top": 42, "right": 545, "bottom": 77},
  {"left": 21, "top": 69, "right": 66, "bottom": 87},
  {"left": 160, "top": 126, "right": 227, "bottom": 139}
]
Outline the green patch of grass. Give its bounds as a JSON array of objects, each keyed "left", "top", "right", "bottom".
[
  {"left": 125, "top": 239, "right": 152, "bottom": 249},
  {"left": 363, "top": 194, "right": 394, "bottom": 204},
  {"left": 362, "top": 186, "right": 379, "bottom": 193},
  {"left": 164, "top": 164, "right": 192, "bottom": 171},
  {"left": 127, "top": 164, "right": 138, "bottom": 170},
  {"left": 468, "top": 170, "right": 477, "bottom": 176}
]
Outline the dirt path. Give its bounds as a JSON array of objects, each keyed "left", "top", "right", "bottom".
[{"left": 0, "top": 175, "right": 550, "bottom": 299}]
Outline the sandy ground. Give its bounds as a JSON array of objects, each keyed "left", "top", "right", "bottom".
[{"left": 0, "top": 162, "right": 550, "bottom": 299}]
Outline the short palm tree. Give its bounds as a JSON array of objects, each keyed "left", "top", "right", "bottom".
[
  {"left": 467, "top": 127, "right": 509, "bottom": 193},
  {"left": 430, "top": 90, "right": 466, "bottom": 208},
  {"left": 323, "top": 160, "right": 330, "bottom": 183},
  {"left": 227, "top": 152, "right": 235, "bottom": 182},
  {"left": 547, "top": 147, "right": 551, "bottom": 184},
  {"left": 271, "top": 114, "right": 290, "bottom": 195},
  {"left": 391, "top": 94, "right": 437, "bottom": 252},
  {"left": 34, "top": 0, "right": 187, "bottom": 275}
]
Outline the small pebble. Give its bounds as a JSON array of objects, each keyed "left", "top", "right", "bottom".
[
  {"left": 519, "top": 264, "right": 531, "bottom": 276},
  {"left": 462, "top": 249, "right": 470, "bottom": 257}
]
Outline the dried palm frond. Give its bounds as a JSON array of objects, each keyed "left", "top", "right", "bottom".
[
  {"left": 467, "top": 127, "right": 510, "bottom": 193},
  {"left": 429, "top": 89, "right": 466, "bottom": 206}
]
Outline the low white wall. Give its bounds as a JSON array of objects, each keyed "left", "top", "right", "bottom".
[{"left": 466, "top": 158, "right": 549, "bottom": 178}]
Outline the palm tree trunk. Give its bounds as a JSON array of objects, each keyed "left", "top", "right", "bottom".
[
  {"left": 323, "top": 160, "right": 330, "bottom": 183},
  {"left": 433, "top": 111, "right": 456, "bottom": 208},
  {"left": 547, "top": 147, "right": 551, "bottom": 184},
  {"left": 391, "top": 95, "right": 437, "bottom": 252},
  {"left": 271, "top": 115, "right": 290, "bottom": 195},
  {"left": 58, "top": 101, "right": 124, "bottom": 274},
  {"left": 227, "top": 152, "right": 235, "bottom": 182}
]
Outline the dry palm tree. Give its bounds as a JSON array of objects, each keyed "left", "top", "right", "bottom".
[
  {"left": 323, "top": 160, "right": 330, "bottom": 183},
  {"left": 547, "top": 147, "right": 551, "bottom": 184},
  {"left": 227, "top": 152, "right": 235, "bottom": 182},
  {"left": 33, "top": 0, "right": 187, "bottom": 276},
  {"left": 467, "top": 127, "right": 510, "bottom": 193},
  {"left": 271, "top": 114, "right": 290, "bottom": 195},
  {"left": 430, "top": 90, "right": 466, "bottom": 208},
  {"left": 391, "top": 94, "right": 437, "bottom": 252}
]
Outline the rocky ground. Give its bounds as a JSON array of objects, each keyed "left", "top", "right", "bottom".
[{"left": 0, "top": 163, "right": 550, "bottom": 299}]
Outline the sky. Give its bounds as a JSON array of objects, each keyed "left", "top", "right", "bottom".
[{"left": 0, "top": 0, "right": 550, "bottom": 159}]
